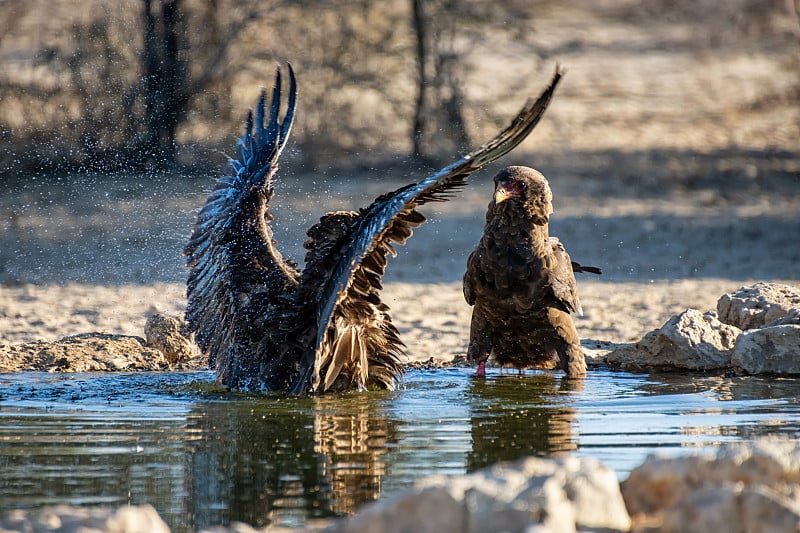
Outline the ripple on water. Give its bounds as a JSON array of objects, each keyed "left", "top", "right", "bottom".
[{"left": 1, "top": 368, "right": 799, "bottom": 531}]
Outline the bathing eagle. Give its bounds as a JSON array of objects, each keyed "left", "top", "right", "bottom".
[{"left": 184, "top": 66, "right": 562, "bottom": 394}]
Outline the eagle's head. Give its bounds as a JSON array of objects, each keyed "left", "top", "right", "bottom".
[{"left": 491, "top": 166, "right": 553, "bottom": 225}]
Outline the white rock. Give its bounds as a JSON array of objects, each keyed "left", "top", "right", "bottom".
[
  {"left": 731, "top": 325, "right": 800, "bottom": 375},
  {"left": 766, "top": 307, "right": 800, "bottom": 327},
  {"left": 560, "top": 457, "right": 632, "bottom": 531},
  {"left": 326, "top": 481, "right": 468, "bottom": 533},
  {"left": 717, "top": 282, "right": 800, "bottom": 330},
  {"left": 0, "top": 504, "right": 169, "bottom": 533},
  {"left": 660, "top": 484, "right": 800, "bottom": 533},
  {"left": 606, "top": 309, "right": 739, "bottom": 370},
  {"left": 714, "top": 435, "right": 800, "bottom": 487},
  {"left": 623, "top": 438, "right": 800, "bottom": 533},
  {"left": 621, "top": 455, "right": 710, "bottom": 515},
  {"left": 327, "top": 455, "right": 630, "bottom": 533}
]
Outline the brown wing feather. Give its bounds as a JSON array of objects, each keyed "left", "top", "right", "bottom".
[
  {"left": 463, "top": 250, "right": 479, "bottom": 306},
  {"left": 547, "top": 237, "right": 583, "bottom": 316},
  {"left": 290, "top": 208, "right": 424, "bottom": 393},
  {"left": 288, "top": 68, "right": 564, "bottom": 394},
  {"left": 571, "top": 261, "right": 602, "bottom": 275}
]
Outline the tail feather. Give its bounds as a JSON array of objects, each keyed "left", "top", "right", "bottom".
[
  {"left": 571, "top": 261, "right": 602, "bottom": 275},
  {"left": 323, "top": 326, "right": 351, "bottom": 391},
  {"left": 319, "top": 324, "right": 371, "bottom": 392},
  {"left": 358, "top": 334, "right": 369, "bottom": 387}
]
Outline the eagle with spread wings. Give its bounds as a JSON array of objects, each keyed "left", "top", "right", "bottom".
[{"left": 184, "top": 66, "right": 563, "bottom": 394}]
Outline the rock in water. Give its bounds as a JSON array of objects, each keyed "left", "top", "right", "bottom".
[
  {"left": 717, "top": 282, "right": 800, "bottom": 330},
  {"left": 606, "top": 308, "right": 740, "bottom": 371},
  {"left": 0, "top": 333, "right": 169, "bottom": 372},
  {"left": 144, "top": 312, "right": 200, "bottom": 364},
  {"left": 732, "top": 324, "right": 800, "bottom": 375}
]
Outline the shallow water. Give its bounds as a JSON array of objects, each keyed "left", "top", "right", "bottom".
[{"left": 1, "top": 368, "right": 799, "bottom": 531}]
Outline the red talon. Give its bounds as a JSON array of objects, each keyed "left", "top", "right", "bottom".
[{"left": 476, "top": 361, "right": 487, "bottom": 377}]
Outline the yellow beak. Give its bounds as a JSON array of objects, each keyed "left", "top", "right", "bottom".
[{"left": 494, "top": 186, "right": 513, "bottom": 204}]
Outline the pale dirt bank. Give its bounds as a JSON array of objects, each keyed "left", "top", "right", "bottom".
[
  {"left": 1, "top": 278, "right": 796, "bottom": 367},
  {"left": 0, "top": 169, "right": 798, "bottom": 364}
]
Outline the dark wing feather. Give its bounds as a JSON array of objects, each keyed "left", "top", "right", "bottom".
[
  {"left": 547, "top": 237, "right": 583, "bottom": 316},
  {"left": 291, "top": 68, "right": 564, "bottom": 393},
  {"left": 184, "top": 66, "right": 299, "bottom": 386},
  {"left": 297, "top": 206, "right": 423, "bottom": 393},
  {"left": 463, "top": 249, "right": 479, "bottom": 306}
]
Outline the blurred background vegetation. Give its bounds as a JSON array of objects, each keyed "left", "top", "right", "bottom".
[
  {"left": 0, "top": 0, "right": 543, "bottom": 173},
  {"left": 0, "top": 0, "right": 798, "bottom": 175},
  {"left": 0, "top": 0, "right": 797, "bottom": 287}
]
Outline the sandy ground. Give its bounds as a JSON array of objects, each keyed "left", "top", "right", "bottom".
[
  {"left": 1, "top": 1, "right": 799, "bottom": 365},
  {"left": 1, "top": 181, "right": 797, "bottom": 363}
]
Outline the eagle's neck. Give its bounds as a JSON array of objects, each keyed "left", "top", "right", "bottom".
[{"left": 486, "top": 203, "right": 550, "bottom": 253}]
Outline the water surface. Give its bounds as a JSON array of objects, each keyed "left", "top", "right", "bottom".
[{"left": 1, "top": 368, "right": 798, "bottom": 531}]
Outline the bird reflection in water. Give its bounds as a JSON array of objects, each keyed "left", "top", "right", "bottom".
[
  {"left": 313, "top": 394, "right": 397, "bottom": 516},
  {"left": 187, "top": 393, "right": 397, "bottom": 530},
  {"left": 467, "top": 373, "right": 582, "bottom": 471},
  {"left": 187, "top": 373, "right": 582, "bottom": 529}
]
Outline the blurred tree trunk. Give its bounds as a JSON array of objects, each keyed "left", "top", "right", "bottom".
[
  {"left": 136, "top": 0, "right": 262, "bottom": 168},
  {"left": 410, "top": 0, "right": 470, "bottom": 162},
  {"left": 195, "top": 0, "right": 232, "bottom": 121},
  {"left": 140, "top": 0, "right": 189, "bottom": 167},
  {"left": 411, "top": 0, "right": 428, "bottom": 159}
]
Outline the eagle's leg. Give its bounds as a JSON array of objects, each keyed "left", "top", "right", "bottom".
[
  {"left": 561, "top": 344, "right": 587, "bottom": 377},
  {"left": 467, "top": 312, "right": 492, "bottom": 377},
  {"left": 545, "top": 308, "right": 587, "bottom": 377}
]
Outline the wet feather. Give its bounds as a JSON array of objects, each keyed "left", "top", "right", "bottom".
[{"left": 184, "top": 65, "right": 564, "bottom": 394}]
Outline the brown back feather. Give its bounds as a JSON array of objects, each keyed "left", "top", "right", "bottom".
[{"left": 547, "top": 237, "right": 583, "bottom": 316}]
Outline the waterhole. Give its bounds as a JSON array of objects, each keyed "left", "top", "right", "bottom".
[{"left": 1, "top": 368, "right": 798, "bottom": 531}]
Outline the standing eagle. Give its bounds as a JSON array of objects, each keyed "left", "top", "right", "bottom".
[
  {"left": 184, "top": 66, "right": 563, "bottom": 394},
  {"left": 463, "top": 166, "right": 600, "bottom": 378}
]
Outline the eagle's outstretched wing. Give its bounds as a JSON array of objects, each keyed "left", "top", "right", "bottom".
[
  {"left": 292, "top": 68, "right": 564, "bottom": 394},
  {"left": 184, "top": 66, "right": 299, "bottom": 388}
]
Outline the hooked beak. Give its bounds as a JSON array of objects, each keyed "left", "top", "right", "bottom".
[{"left": 494, "top": 182, "right": 521, "bottom": 204}]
